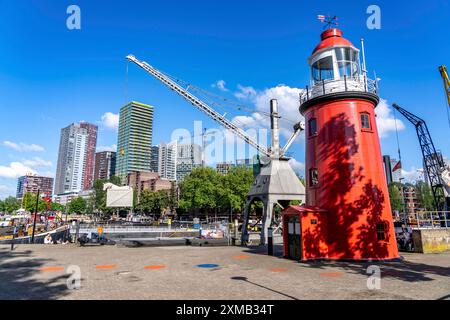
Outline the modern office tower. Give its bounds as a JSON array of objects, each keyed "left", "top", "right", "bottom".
[
  {"left": 55, "top": 122, "right": 97, "bottom": 195},
  {"left": 158, "top": 141, "right": 178, "bottom": 181},
  {"left": 383, "top": 155, "right": 393, "bottom": 186},
  {"left": 17, "top": 175, "right": 54, "bottom": 199},
  {"left": 150, "top": 146, "right": 160, "bottom": 173},
  {"left": 80, "top": 122, "right": 98, "bottom": 190},
  {"left": 176, "top": 143, "right": 202, "bottom": 182},
  {"left": 216, "top": 162, "right": 234, "bottom": 175},
  {"left": 115, "top": 102, "right": 154, "bottom": 183},
  {"left": 94, "top": 151, "right": 117, "bottom": 181}
]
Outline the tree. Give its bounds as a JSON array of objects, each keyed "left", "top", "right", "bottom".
[
  {"left": 388, "top": 183, "right": 403, "bottom": 212},
  {"left": 415, "top": 181, "right": 434, "bottom": 211},
  {"left": 21, "top": 193, "right": 48, "bottom": 212},
  {"left": 91, "top": 179, "right": 108, "bottom": 213},
  {"left": 3, "top": 197, "right": 20, "bottom": 213},
  {"left": 218, "top": 167, "right": 254, "bottom": 213},
  {"left": 50, "top": 202, "right": 65, "bottom": 212},
  {"left": 179, "top": 167, "right": 222, "bottom": 214},
  {"left": 139, "top": 189, "right": 171, "bottom": 216},
  {"left": 68, "top": 197, "right": 87, "bottom": 214}
]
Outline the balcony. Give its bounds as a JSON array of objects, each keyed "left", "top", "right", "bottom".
[{"left": 300, "top": 76, "right": 378, "bottom": 105}]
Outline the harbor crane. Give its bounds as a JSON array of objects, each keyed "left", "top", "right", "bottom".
[
  {"left": 392, "top": 104, "right": 450, "bottom": 212},
  {"left": 439, "top": 66, "right": 450, "bottom": 108},
  {"left": 439, "top": 65, "right": 450, "bottom": 128},
  {"left": 126, "top": 55, "right": 306, "bottom": 245}
]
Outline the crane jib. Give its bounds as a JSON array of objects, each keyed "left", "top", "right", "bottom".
[{"left": 127, "top": 55, "right": 271, "bottom": 157}]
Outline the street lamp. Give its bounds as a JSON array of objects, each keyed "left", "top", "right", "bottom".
[{"left": 31, "top": 189, "right": 40, "bottom": 244}]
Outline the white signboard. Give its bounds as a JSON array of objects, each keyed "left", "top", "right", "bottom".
[{"left": 106, "top": 187, "right": 133, "bottom": 208}]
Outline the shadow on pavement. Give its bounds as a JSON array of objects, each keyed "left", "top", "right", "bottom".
[
  {"left": 231, "top": 276, "right": 299, "bottom": 300},
  {"left": 0, "top": 247, "right": 71, "bottom": 300},
  {"left": 241, "top": 245, "right": 450, "bottom": 284}
]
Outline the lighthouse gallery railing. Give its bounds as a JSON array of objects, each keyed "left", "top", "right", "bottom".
[{"left": 300, "top": 76, "right": 379, "bottom": 105}]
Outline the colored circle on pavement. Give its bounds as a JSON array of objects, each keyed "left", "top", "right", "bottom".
[
  {"left": 233, "top": 255, "right": 251, "bottom": 260},
  {"left": 197, "top": 264, "right": 219, "bottom": 269},
  {"left": 269, "top": 268, "right": 289, "bottom": 273},
  {"left": 320, "top": 272, "right": 343, "bottom": 278},
  {"left": 40, "top": 267, "right": 65, "bottom": 273},
  {"left": 96, "top": 265, "right": 117, "bottom": 270},
  {"left": 144, "top": 265, "right": 166, "bottom": 270}
]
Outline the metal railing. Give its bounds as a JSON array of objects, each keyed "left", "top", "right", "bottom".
[
  {"left": 300, "top": 76, "right": 378, "bottom": 105},
  {"left": 408, "top": 211, "right": 450, "bottom": 230}
]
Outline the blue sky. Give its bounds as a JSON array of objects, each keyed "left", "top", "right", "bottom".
[{"left": 0, "top": 0, "right": 449, "bottom": 199}]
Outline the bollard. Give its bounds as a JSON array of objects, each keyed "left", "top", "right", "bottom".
[
  {"left": 10, "top": 226, "right": 17, "bottom": 251},
  {"left": 234, "top": 219, "right": 239, "bottom": 245},
  {"left": 268, "top": 227, "right": 274, "bottom": 256}
]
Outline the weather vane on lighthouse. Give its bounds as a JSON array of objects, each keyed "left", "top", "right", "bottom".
[{"left": 317, "top": 14, "right": 339, "bottom": 30}]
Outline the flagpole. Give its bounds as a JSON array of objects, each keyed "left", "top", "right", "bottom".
[{"left": 393, "top": 108, "right": 403, "bottom": 174}]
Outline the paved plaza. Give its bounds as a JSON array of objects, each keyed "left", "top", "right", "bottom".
[{"left": 0, "top": 244, "right": 449, "bottom": 300}]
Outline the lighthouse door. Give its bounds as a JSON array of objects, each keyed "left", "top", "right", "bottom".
[{"left": 287, "top": 216, "right": 302, "bottom": 260}]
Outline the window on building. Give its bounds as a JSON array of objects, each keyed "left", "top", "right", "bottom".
[
  {"left": 360, "top": 113, "right": 371, "bottom": 130},
  {"left": 309, "top": 118, "right": 318, "bottom": 136},
  {"left": 310, "top": 169, "right": 319, "bottom": 187},
  {"left": 311, "top": 56, "right": 335, "bottom": 84},
  {"left": 376, "top": 222, "right": 387, "bottom": 241}
]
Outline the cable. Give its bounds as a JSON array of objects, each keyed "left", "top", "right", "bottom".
[{"left": 161, "top": 69, "right": 299, "bottom": 126}]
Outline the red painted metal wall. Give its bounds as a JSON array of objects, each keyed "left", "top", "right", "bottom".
[
  {"left": 283, "top": 206, "right": 329, "bottom": 261},
  {"left": 304, "top": 98, "right": 400, "bottom": 260}
]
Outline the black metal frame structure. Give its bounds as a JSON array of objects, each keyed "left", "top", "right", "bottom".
[{"left": 392, "top": 104, "right": 447, "bottom": 211}]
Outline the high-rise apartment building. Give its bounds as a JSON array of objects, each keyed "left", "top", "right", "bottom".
[
  {"left": 176, "top": 143, "right": 202, "bottom": 182},
  {"left": 158, "top": 141, "right": 178, "bottom": 181},
  {"left": 54, "top": 122, "right": 98, "bottom": 195},
  {"left": 116, "top": 102, "right": 154, "bottom": 183},
  {"left": 216, "top": 162, "right": 234, "bottom": 175},
  {"left": 94, "top": 151, "right": 116, "bottom": 181},
  {"left": 17, "top": 175, "right": 54, "bottom": 199},
  {"left": 236, "top": 159, "right": 253, "bottom": 169},
  {"left": 150, "top": 145, "right": 160, "bottom": 173},
  {"left": 80, "top": 122, "right": 98, "bottom": 190}
]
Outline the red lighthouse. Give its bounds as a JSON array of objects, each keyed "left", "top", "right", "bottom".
[{"left": 283, "top": 28, "right": 400, "bottom": 261}]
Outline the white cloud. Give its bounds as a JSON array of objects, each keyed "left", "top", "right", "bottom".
[
  {"left": 212, "top": 80, "right": 229, "bottom": 92},
  {"left": 39, "top": 171, "right": 56, "bottom": 178},
  {"left": 3, "top": 141, "right": 45, "bottom": 152},
  {"left": 22, "top": 157, "right": 52, "bottom": 169},
  {"left": 0, "top": 185, "right": 16, "bottom": 200},
  {"left": 289, "top": 158, "right": 305, "bottom": 173},
  {"left": 101, "top": 112, "right": 120, "bottom": 131},
  {"left": 96, "top": 144, "right": 118, "bottom": 152},
  {"left": 375, "top": 99, "right": 406, "bottom": 139},
  {"left": 0, "top": 162, "right": 37, "bottom": 179},
  {"left": 401, "top": 167, "right": 424, "bottom": 183},
  {"left": 234, "top": 85, "right": 257, "bottom": 100},
  {"left": 233, "top": 85, "right": 304, "bottom": 140}
]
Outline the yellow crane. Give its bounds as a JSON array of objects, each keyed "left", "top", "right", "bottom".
[
  {"left": 440, "top": 66, "right": 450, "bottom": 128},
  {"left": 440, "top": 65, "right": 450, "bottom": 107}
]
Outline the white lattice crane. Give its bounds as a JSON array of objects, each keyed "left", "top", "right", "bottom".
[
  {"left": 126, "top": 55, "right": 304, "bottom": 160},
  {"left": 126, "top": 54, "right": 306, "bottom": 245}
]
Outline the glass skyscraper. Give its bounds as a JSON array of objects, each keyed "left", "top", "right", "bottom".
[
  {"left": 116, "top": 101, "right": 154, "bottom": 183},
  {"left": 54, "top": 122, "right": 98, "bottom": 195}
]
